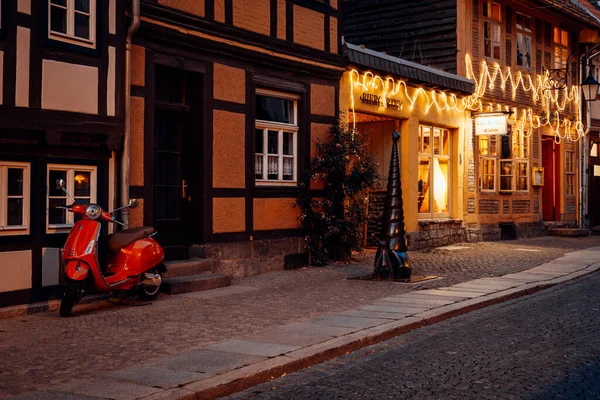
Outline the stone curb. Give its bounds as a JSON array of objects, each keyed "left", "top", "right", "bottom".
[{"left": 169, "top": 260, "right": 600, "bottom": 400}]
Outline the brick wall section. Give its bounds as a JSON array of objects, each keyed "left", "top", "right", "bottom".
[
  {"left": 533, "top": 129, "right": 539, "bottom": 160},
  {"left": 330, "top": 17, "right": 338, "bottom": 54},
  {"left": 503, "top": 199, "right": 509, "bottom": 214},
  {"left": 479, "top": 199, "right": 499, "bottom": 214},
  {"left": 468, "top": 160, "right": 475, "bottom": 192},
  {"left": 213, "top": 110, "right": 246, "bottom": 188},
  {"left": 158, "top": 0, "right": 204, "bottom": 17},
  {"left": 129, "top": 199, "right": 144, "bottom": 228},
  {"left": 311, "top": 84, "right": 335, "bottom": 116},
  {"left": 512, "top": 200, "right": 530, "bottom": 213},
  {"left": 277, "top": 0, "right": 286, "bottom": 40},
  {"left": 213, "top": 63, "right": 245, "bottom": 104},
  {"left": 534, "top": 196, "right": 539, "bottom": 213},
  {"left": 467, "top": 198, "right": 476, "bottom": 213},
  {"left": 330, "top": 0, "right": 337, "bottom": 9},
  {"left": 214, "top": 0, "right": 225, "bottom": 22},
  {"left": 131, "top": 45, "right": 145, "bottom": 87},
  {"left": 293, "top": 5, "right": 324, "bottom": 50},
  {"left": 233, "top": 0, "right": 271, "bottom": 36},
  {"left": 213, "top": 198, "right": 246, "bottom": 233}
]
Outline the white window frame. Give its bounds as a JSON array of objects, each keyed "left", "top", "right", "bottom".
[
  {"left": 515, "top": 12, "right": 532, "bottom": 70},
  {"left": 0, "top": 161, "right": 30, "bottom": 236},
  {"left": 255, "top": 89, "right": 299, "bottom": 186},
  {"left": 47, "top": 164, "right": 97, "bottom": 232},
  {"left": 482, "top": 0, "right": 502, "bottom": 62},
  {"left": 418, "top": 125, "right": 451, "bottom": 219},
  {"left": 48, "top": 0, "right": 97, "bottom": 49}
]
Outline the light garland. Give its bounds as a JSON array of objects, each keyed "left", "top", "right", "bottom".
[{"left": 349, "top": 54, "right": 585, "bottom": 143}]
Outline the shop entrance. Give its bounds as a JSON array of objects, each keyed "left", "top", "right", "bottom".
[
  {"left": 588, "top": 136, "right": 600, "bottom": 227},
  {"left": 152, "top": 65, "right": 204, "bottom": 260},
  {"left": 355, "top": 118, "right": 399, "bottom": 247},
  {"left": 541, "top": 137, "right": 561, "bottom": 221}
]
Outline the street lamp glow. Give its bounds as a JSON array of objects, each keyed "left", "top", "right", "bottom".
[{"left": 581, "top": 74, "right": 600, "bottom": 102}]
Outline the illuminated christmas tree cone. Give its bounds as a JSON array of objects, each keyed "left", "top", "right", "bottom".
[{"left": 379, "top": 130, "right": 411, "bottom": 279}]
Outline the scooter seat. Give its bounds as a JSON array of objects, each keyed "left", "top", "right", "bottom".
[{"left": 108, "top": 227, "right": 155, "bottom": 253}]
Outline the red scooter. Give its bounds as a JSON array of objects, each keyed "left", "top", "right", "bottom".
[{"left": 55, "top": 179, "right": 166, "bottom": 317}]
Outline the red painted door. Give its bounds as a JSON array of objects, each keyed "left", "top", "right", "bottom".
[{"left": 542, "top": 138, "right": 560, "bottom": 221}]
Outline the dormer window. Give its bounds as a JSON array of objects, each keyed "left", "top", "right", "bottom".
[{"left": 49, "top": 0, "right": 96, "bottom": 48}]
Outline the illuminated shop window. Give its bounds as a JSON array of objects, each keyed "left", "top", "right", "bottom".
[
  {"left": 483, "top": 1, "right": 502, "bottom": 61},
  {"left": 0, "top": 162, "right": 30, "bottom": 234},
  {"left": 565, "top": 150, "right": 575, "bottom": 196},
  {"left": 47, "top": 164, "right": 97, "bottom": 231},
  {"left": 48, "top": 0, "right": 96, "bottom": 48},
  {"left": 478, "top": 129, "right": 529, "bottom": 193},
  {"left": 553, "top": 27, "right": 569, "bottom": 69},
  {"left": 516, "top": 12, "right": 532, "bottom": 69},
  {"left": 418, "top": 125, "right": 451, "bottom": 218},
  {"left": 255, "top": 89, "right": 299, "bottom": 185}
]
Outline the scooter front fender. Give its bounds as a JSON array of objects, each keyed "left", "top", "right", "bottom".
[{"left": 64, "top": 260, "right": 90, "bottom": 281}]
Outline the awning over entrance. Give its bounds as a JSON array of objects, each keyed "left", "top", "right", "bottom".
[{"left": 345, "top": 43, "right": 476, "bottom": 95}]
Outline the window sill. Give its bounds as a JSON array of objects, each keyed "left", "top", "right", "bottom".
[
  {"left": 255, "top": 181, "right": 298, "bottom": 187},
  {"left": 0, "top": 226, "right": 29, "bottom": 236}
]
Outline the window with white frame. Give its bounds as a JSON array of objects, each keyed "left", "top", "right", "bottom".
[
  {"left": 255, "top": 90, "right": 299, "bottom": 185},
  {"left": 47, "top": 164, "right": 97, "bottom": 230},
  {"left": 516, "top": 12, "right": 532, "bottom": 69},
  {"left": 0, "top": 162, "right": 30, "bottom": 233},
  {"left": 49, "top": 0, "right": 96, "bottom": 48},
  {"left": 418, "top": 125, "right": 451, "bottom": 218},
  {"left": 565, "top": 149, "right": 575, "bottom": 196},
  {"left": 483, "top": 1, "right": 502, "bottom": 61},
  {"left": 553, "top": 27, "right": 569, "bottom": 69},
  {"left": 478, "top": 128, "right": 529, "bottom": 193}
]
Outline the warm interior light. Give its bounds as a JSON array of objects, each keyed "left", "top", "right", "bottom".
[
  {"left": 433, "top": 158, "right": 447, "bottom": 213},
  {"left": 74, "top": 174, "right": 89, "bottom": 184}
]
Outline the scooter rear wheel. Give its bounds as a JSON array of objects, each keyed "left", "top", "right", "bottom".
[
  {"left": 140, "top": 268, "right": 162, "bottom": 301},
  {"left": 59, "top": 280, "right": 80, "bottom": 317}
]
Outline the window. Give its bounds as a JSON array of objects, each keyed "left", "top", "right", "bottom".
[
  {"left": 565, "top": 150, "right": 575, "bottom": 196},
  {"left": 47, "top": 164, "right": 97, "bottom": 230},
  {"left": 483, "top": 1, "right": 502, "bottom": 61},
  {"left": 255, "top": 90, "right": 299, "bottom": 185},
  {"left": 48, "top": 0, "right": 96, "bottom": 48},
  {"left": 478, "top": 129, "right": 529, "bottom": 193},
  {"left": 553, "top": 27, "right": 569, "bottom": 69},
  {"left": 516, "top": 13, "right": 532, "bottom": 69},
  {"left": 418, "top": 125, "right": 451, "bottom": 217},
  {"left": 0, "top": 162, "right": 30, "bottom": 234}
]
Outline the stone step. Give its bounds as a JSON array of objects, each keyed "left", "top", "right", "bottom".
[
  {"left": 548, "top": 228, "right": 590, "bottom": 237},
  {"left": 164, "top": 258, "right": 215, "bottom": 278},
  {"left": 162, "top": 273, "right": 231, "bottom": 295}
]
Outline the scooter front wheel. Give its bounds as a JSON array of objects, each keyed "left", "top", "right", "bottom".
[{"left": 59, "top": 280, "right": 81, "bottom": 317}]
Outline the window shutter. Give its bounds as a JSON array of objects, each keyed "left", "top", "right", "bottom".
[{"left": 535, "top": 18, "right": 542, "bottom": 44}]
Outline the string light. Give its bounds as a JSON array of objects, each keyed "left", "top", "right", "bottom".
[{"left": 349, "top": 54, "right": 585, "bottom": 143}]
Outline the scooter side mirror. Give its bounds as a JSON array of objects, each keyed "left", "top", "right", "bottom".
[
  {"left": 129, "top": 199, "right": 139, "bottom": 209},
  {"left": 56, "top": 179, "right": 65, "bottom": 189}
]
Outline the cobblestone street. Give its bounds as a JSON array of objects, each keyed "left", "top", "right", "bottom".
[
  {"left": 1, "top": 236, "right": 600, "bottom": 398},
  {"left": 226, "top": 261, "right": 600, "bottom": 399}
]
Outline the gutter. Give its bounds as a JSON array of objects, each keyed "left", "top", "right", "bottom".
[{"left": 121, "top": 0, "right": 141, "bottom": 230}]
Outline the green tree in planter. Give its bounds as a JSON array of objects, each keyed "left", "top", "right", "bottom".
[{"left": 296, "top": 119, "right": 379, "bottom": 265}]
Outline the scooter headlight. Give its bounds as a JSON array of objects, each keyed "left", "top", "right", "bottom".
[{"left": 85, "top": 204, "right": 102, "bottom": 220}]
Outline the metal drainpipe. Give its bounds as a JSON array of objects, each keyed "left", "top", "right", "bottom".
[{"left": 121, "top": 0, "right": 140, "bottom": 230}]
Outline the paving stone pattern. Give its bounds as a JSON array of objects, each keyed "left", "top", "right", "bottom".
[
  {"left": 227, "top": 270, "right": 600, "bottom": 399},
  {"left": 0, "top": 236, "right": 599, "bottom": 398}
]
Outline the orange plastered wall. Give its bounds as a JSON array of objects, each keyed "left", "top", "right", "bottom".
[
  {"left": 293, "top": 5, "right": 324, "bottom": 50},
  {"left": 233, "top": 0, "right": 271, "bottom": 36},
  {"left": 253, "top": 198, "right": 300, "bottom": 230},
  {"left": 158, "top": 0, "right": 205, "bottom": 17}
]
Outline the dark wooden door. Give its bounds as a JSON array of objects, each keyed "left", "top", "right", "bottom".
[
  {"left": 153, "top": 65, "right": 203, "bottom": 261},
  {"left": 542, "top": 138, "right": 560, "bottom": 221},
  {"left": 589, "top": 138, "right": 600, "bottom": 227}
]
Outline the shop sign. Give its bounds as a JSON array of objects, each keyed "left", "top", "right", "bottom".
[
  {"left": 360, "top": 93, "right": 403, "bottom": 110},
  {"left": 474, "top": 113, "right": 508, "bottom": 135}
]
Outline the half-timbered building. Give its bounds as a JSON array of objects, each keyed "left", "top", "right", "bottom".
[
  {"left": 343, "top": 0, "right": 600, "bottom": 247},
  {"left": 0, "top": 0, "right": 125, "bottom": 307},
  {"left": 126, "top": 1, "right": 343, "bottom": 276}
]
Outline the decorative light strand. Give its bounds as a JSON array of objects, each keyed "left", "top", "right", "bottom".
[{"left": 349, "top": 54, "right": 585, "bottom": 143}]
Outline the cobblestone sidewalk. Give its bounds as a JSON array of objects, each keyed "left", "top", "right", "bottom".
[{"left": 1, "top": 235, "right": 599, "bottom": 398}]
